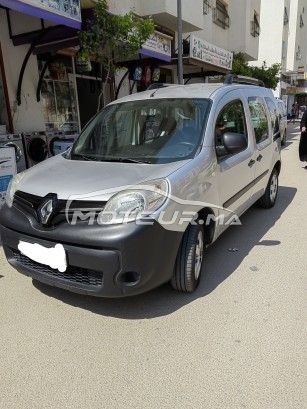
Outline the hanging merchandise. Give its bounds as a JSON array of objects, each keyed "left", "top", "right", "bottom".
[
  {"left": 152, "top": 67, "right": 161, "bottom": 82},
  {"left": 75, "top": 56, "right": 92, "bottom": 74},
  {"left": 133, "top": 66, "right": 143, "bottom": 82},
  {"left": 50, "top": 62, "right": 67, "bottom": 80},
  {"left": 142, "top": 65, "right": 152, "bottom": 86}
]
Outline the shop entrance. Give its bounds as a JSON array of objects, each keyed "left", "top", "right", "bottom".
[{"left": 76, "top": 76, "right": 111, "bottom": 130}]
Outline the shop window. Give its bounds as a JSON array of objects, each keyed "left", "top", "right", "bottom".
[{"left": 38, "top": 57, "right": 79, "bottom": 133}]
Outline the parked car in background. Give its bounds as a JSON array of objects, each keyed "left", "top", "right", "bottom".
[{"left": 276, "top": 98, "right": 287, "bottom": 146}]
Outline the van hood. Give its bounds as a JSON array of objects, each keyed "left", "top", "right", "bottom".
[{"left": 17, "top": 154, "right": 189, "bottom": 200}]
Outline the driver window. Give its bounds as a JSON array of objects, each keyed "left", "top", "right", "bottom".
[{"left": 215, "top": 100, "right": 247, "bottom": 162}]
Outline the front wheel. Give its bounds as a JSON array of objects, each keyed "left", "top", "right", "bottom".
[
  {"left": 257, "top": 168, "right": 279, "bottom": 208},
  {"left": 171, "top": 223, "right": 204, "bottom": 292}
]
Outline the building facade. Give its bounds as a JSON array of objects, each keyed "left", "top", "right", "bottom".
[
  {"left": 249, "top": 0, "right": 307, "bottom": 110},
  {"left": 0, "top": 0, "right": 263, "bottom": 136}
]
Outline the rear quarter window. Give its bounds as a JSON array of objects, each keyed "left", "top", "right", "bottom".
[{"left": 265, "top": 97, "right": 280, "bottom": 139}]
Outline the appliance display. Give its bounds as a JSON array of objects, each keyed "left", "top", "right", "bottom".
[
  {"left": 0, "top": 146, "right": 17, "bottom": 207},
  {"left": 46, "top": 131, "right": 78, "bottom": 156},
  {"left": 52, "top": 139, "right": 76, "bottom": 155},
  {"left": 22, "top": 132, "right": 48, "bottom": 167},
  {"left": 46, "top": 130, "right": 65, "bottom": 156},
  {"left": 0, "top": 134, "right": 27, "bottom": 173}
]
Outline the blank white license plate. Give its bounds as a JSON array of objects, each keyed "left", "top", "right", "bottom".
[{"left": 18, "top": 241, "right": 67, "bottom": 272}]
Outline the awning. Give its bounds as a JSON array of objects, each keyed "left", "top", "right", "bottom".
[
  {"left": 139, "top": 30, "right": 172, "bottom": 63},
  {"left": 10, "top": 25, "right": 79, "bottom": 55},
  {"left": 138, "top": 48, "right": 171, "bottom": 63},
  {"left": 0, "top": 0, "right": 82, "bottom": 29}
]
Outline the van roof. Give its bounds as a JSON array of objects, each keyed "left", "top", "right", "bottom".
[{"left": 110, "top": 81, "right": 275, "bottom": 105}]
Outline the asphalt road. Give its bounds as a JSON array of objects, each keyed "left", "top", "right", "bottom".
[{"left": 0, "top": 123, "right": 306, "bottom": 409}]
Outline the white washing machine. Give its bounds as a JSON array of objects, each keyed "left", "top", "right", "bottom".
[
  {"left": 22, "top": 131, "right": 48, "bottom": 167},
  {"left": 46, "top": 130, "right": 65, "bottom": 157},
  {"left": 46, "top": 131, "right": 78, "bottom": 156},
  {"left": 0, "top": 134, "right": 27, "bottom": 173},
  {"left": 52, "top": 139, "right": 76, "bottom": 155}
]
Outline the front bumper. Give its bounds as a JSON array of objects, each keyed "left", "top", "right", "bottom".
[{"left": 0, "top": 204, "right": 183, "bottom": 297}]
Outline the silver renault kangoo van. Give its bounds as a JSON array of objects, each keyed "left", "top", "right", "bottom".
[{"left": 0, "top": 75, "right": 281, "bottom": 297}]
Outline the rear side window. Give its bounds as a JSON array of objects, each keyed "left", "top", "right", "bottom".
[
  {"left": 248, "top": 96, "right": 269, "bottom": 144},
  {"left": 265, "top": 97, "right": 279, "bottom": 138}
]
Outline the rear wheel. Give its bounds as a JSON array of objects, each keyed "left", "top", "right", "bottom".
[
  {"left": 257, "top": 168, "right": 278, "bottom": 208},
  {"left": 171, "top": 223, "right": 204, "bottom": 292}
]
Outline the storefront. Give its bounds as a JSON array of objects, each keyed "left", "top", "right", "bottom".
[{"left": 183, "top": 34, "right": 233, "bottom": 83}]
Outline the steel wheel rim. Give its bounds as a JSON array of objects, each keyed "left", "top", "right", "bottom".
[
  {"left": 270, "top": 173, "right": 278, "bottom": 202},
  {"left": 195, "top": 231, "right": 204, "bottom": 280}
]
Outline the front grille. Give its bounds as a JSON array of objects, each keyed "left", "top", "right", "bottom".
[
  {"left": 13, "top": 250, "right": 103, "bottom": 287},
  {"left": 13, "top": 191, "right": 106, "bottom": 227}
]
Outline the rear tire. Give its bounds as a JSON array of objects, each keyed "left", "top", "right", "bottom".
[
  {"left": 257, "top": 168, "right": 278, "bottom": 208},
  {"left": 171, "top": 223, "right": 204, "bottom": 292}
]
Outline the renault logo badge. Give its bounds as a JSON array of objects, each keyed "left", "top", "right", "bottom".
[{"left": 38, "top": 198, "right": 55, "bottom": 225}]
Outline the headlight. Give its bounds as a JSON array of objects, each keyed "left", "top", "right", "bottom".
[
  {"left": 98, "top": 179, "right": 169, "bottom": 224},
  {"left": 5, "top": 171, "right": 26, "bottom": 208}
]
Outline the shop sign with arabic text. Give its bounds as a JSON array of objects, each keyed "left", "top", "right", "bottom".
[
  {"left": 142, "top": 31, "right": 172, "bottom": 58},
  {"left": 190, "top": 35, "right": 232, "bottom": 70},
  {"left": 0, "top": 0, "right": 81, "bottom": 29}
]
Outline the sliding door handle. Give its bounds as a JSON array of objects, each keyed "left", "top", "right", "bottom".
[{"left": 256, "top": 154, "right": 263, "bottom": 162}]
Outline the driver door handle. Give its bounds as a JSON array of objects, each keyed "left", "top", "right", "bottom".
[{"left": 248, "top": 159, "right": 255, "bottom": 167}]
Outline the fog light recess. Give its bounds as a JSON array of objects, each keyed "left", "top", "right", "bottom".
[{"left": 116, "top": 271, "right": 141, "bottom": 287}]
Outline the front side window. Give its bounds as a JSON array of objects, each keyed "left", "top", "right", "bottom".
[
  {"left": 248, "top": 97, "right": 269, "bottom": 144},
  {"left": 215, "top": 99, "right": 247, "bottom": 162},
  {"left": 71, "top": 99, "right": 210, "bottom": 164}
]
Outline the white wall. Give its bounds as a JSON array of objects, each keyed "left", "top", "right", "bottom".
[{"left": 0, "top": 9, "right": 45, "bottom": 132}]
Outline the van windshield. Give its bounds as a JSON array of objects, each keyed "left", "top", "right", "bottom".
[{"left": 71, "top": 98, "right": 210, "bottom": 164}]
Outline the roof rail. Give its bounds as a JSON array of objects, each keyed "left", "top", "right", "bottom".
[
  {"left": 224, "top": 74, "right": 265, "bottom": 87},
  {"left": 146, "top": 83, "right": 174, "bottom": 90}
]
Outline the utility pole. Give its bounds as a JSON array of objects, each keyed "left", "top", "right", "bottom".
[{"left": 177, "top": 0, "right": 183, "bottom": 84}]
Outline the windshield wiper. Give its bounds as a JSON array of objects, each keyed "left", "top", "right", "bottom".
[
  {"left": 102, "top": 157, "right": 152, "bottom": 164},
  {"left": 71, "top": 153, "right": 100, "bottom": 161}
]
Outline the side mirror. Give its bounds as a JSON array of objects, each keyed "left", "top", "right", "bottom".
[{"left": 223, "top": 132, "right": 247, "bottom": 154}]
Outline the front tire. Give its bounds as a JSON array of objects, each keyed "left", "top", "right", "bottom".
[
  {"left": 171, "top": 223, "right": 204, "bottom": 292},
  {"left": 257, "top": 168, "right": 278, "bottom": 208}
]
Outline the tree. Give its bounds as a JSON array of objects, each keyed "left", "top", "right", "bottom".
[
  {"left": 232, "top": 52, "right": 281, "bottom": 90},
  {"left": 78, "top": 0, "right": 155, "bottom": 111}
]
